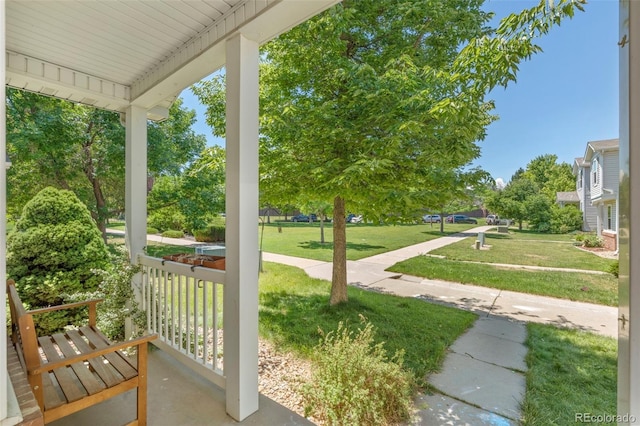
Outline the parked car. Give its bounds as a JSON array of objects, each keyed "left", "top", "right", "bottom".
[
  {"left": 447, "top": 214, "right": 478, "bottom": 224},
  {"left": 350, "top": 214, "right": 363, "bottom": 223},
  {"left": 486, "top": 214, "right": 499, "bottom": 225},
  {"left": 291, "top": 214, "right": 310, "bottom": 222},
  {"left": 346, "top": 214, "right": 362, "bottom": 223},
  {"left": 422, "top": 214, "right": 441, "bottom": 223}
]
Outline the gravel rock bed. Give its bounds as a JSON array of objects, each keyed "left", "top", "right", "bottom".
[{"left": 258, "top": 339, "right": 316, "bottom": 422}]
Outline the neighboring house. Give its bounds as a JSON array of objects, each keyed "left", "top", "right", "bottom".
[{"left": 576, "top": 138, "right": 619, "bottom": 250}]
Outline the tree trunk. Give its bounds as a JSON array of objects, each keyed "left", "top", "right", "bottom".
[
  {"left": 330, "top": 196, "right": 348, "bottom": 305},
  {"left": 320, "top": 216, "right": 325, "bottom": 244},
  {"left": 82, "top": 122, "right": 108, "bottom": 242}
]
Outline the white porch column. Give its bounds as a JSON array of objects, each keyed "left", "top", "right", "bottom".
[
  {"left": 124, "top": 105, "right": 148, "bottom": 338},
  {"left": 223, "top": 33, "right": 259, "bottom": 421},
  {"left": 619, "top": 1, "right": 640, "bottom": 422},
  {"left": 0, "top": 0, "right": 8, "bottom": 419},
  {"left": 125, "top": 106, "right": 148, "bottom": 263}
]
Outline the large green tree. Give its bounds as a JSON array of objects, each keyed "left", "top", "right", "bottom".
[
  {"left": 6, "top": 90, "right": 206, "bottom": 238},
  {"left": 194, "top": 0, "right": 584, "bottom": 304}
]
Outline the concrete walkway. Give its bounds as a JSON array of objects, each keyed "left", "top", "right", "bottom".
[{"left": 110, "top": 226, "right": 618, "bottom": 425}]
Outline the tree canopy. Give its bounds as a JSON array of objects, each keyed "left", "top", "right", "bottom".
[
  {"left": 6, "top": 90, "right": 207, "bottom": 237},
  {"left": 194, "top": 0, "right": 585, "bottom": 304}
]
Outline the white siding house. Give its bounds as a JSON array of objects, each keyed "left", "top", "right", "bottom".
[
  {"left": 572, "top": 157, "right": 598, "bottom": 231},
  {"left": 582, "top": 138, "right": 619, "bottom": 250}
]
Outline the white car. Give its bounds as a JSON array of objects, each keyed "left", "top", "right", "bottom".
[
  {"left": 422, "top": 214, "right": 441, "bottom": 223},
  {"left": 350, "top": 215, "right": 363, "bottom": 223}
]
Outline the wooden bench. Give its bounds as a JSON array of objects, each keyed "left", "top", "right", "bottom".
[{"left": 7, "top": 279, "right": 157, "bottom": 425}]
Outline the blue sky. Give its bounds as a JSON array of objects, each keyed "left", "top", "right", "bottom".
[
  {"left": 179, "top": 0, "right": 619, "bottom": 187},
  {"left": 477, "top": 0, "right": 618, "bottom": 186}
]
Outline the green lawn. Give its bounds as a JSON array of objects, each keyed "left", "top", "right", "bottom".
[
  {"left": 259, "top": 222, "right": 476, "bottom": 261},
  {"left": 522, "top": 324, "right": 617, "bottom": 425},
  {"left": 258, "top": 262, "right": 476, "bottom": 384},
  {"left": 388, "top": 256, "right": 618, "bottom": 306},
  {"left": 430, "top": 231, "right": 616, "bottom": 272},
  {"left": 106, "top": 220, "right": 125, "bottom": 231}
]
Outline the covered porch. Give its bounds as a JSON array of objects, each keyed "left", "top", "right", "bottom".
[{"left": 1, "top": 1, "right": 337, "bottom": 424}]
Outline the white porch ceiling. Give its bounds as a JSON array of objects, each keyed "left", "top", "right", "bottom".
[{"left": 5, "top": 0, "right": 338, "bottom": 120}]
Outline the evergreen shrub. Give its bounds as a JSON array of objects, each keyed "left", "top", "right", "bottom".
[{"left": 7, "top": 187, "right": 110, "bottom": 334}]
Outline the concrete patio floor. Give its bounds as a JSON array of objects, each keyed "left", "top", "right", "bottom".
[{"left": 49, "top": 346, "right": 313, "bottom": 426}]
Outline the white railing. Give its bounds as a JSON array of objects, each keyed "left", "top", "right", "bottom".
[{"left": 137, "top": 254, "right": 225, "bottom": 388}]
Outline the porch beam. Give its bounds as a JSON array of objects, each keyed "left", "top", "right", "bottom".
[
  {"left": 6, "top": 51, "right": 130, "bottom": 109},
  {"left": 618, "top": 0, "right": 640, "bottom": 421},
  {"left": 223, "top": 32, "right": 259, "bottom": 421}
]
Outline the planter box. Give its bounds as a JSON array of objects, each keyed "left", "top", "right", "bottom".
[{"left": 162, "top": 254, "right": 226, "bottom": 270}]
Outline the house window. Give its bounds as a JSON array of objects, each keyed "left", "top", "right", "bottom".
[
  {"left": 592, "top": 158, "right": 599, "bottom": 186},
  {"left": 578, "top": 169, "right": 582, "bottom": 189},
  {"left": 608, "top": 205, "right": 612, "bottom": 230}
]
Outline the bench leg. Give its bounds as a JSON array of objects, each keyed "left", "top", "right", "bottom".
[{"left": 137, "top": 343, "right": 148, "bottom": 426}]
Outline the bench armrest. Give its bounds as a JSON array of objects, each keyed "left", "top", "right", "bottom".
[
  {"left": 28, "top": 299, "right": 103, "bottom": 326},
  {"left": 27, "top": 299, "right": 103, "bottom": 315},
  {"left": 29, "top": 333, "right": 158, "bottom": 375}
]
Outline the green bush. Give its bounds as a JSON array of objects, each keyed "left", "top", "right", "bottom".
[
  {"left": 609, "top": 260, "right": 619, "bottom": 278},
  {"left": 69, "top": 246, "right": 146, "bottom": 340},
  {"left": 7, "top": 187, "right": 110, "bottom": 334},
  {"left": 147, "top": 227, "right": 160, "bottom": 235},
  {"left": 162, "top": 229, "right": 184, "bottom": 238},
  {"left": 193, "top": 223, "right": 225, "bottom": 242},
  {"left": 550, "top": 205, "right": 583, "bottom": 234},
  {"left": 301, "top": 318, "right": 413, "bottom": 425},
  {"left": 148, "top": 207, "right": 185, "bottom": 233},
  {"left": 582, "top": 234, "right": 604, "bottom": 248}
]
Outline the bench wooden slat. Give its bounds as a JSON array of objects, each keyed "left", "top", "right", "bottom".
[
  {"left": 90, "top": 327, "right": 139, "bottom": 370},
  {"left": 50, "top": 333, "right": 106, "bottom": 395},
  {"left": 80, "top": 326, "right": 138, "bottom": 380},
  {"left": 65, "top": 329, "right": 124, "bottom": 388},
  {"left": 41, "top": 374, "right": 65, "bottom": 411},
  {"left": 38, "top": 336, "right": 88, "bottom": 403}
]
